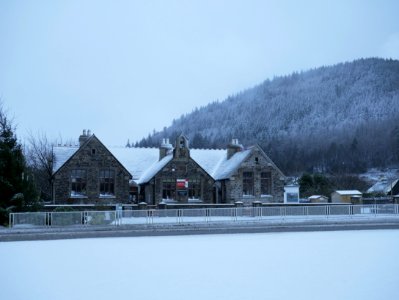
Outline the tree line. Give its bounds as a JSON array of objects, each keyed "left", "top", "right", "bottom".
[{"left": 133, "top": 58, "right": 399, "bottom": 175}]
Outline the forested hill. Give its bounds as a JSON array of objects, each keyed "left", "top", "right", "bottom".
[{"left": 135, "top": 58, "right": 399, "bottom": 175}]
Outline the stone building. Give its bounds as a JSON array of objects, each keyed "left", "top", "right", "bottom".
[
  {"left": 52, "top": 131, "right": 285, "bottom": 205},
  {"left": 52, "top": 131, "right": 132, "bottom": 204}
]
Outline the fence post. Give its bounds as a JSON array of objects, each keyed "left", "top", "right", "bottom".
[{"left": 179, "top": 209, "right": 183, "bottom": 224}]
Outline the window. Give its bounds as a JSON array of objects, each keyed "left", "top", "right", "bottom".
[
  {"left": 179, "top": 137, "right": 185, "bottom": 148},
  {"left": 189, "top": 178, "right": 201, "bottom": 199},
  {"left": 100, "top": 169, "right": 115, "bottom": 196},
  {"left": 91, "top": 148, "right": 96, "bottom": 155},
  {"left": 261, "top": 172, "right": 272, "bottom": 195},
  {"left": 71, "top": 169, "right": 87, "bottom": 197},
  {"left": 242, "top": 172, "right": 254, "bottom": 196},
  {"left": 162, "top": 179, "right": 176, "bottom": 199},
  {"left": 286, "top": 193, "right": 299, "bottom": 203}
]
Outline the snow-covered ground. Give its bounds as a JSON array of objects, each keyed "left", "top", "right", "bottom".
[{"left": 1, "top": 230, "right": 398, "bottom": 300}]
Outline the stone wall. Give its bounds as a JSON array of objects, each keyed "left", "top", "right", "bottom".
[
  {"left": 53, "top": 137, "right": 131, "bottom": 204},
  {"left": 142, "top": 157, "right": 215, "bottom": 205}
]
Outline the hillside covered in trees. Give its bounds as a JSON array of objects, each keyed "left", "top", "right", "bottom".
[{"left": 134, "top": 58, "right": 399, "bottom": 175}]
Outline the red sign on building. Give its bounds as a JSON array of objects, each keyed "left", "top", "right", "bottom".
[{"left": 176, "top": 179, "right": 188, "bottom": 189}]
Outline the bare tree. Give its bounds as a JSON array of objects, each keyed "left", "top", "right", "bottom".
[{"left": 25, "top": 132, "right": 56, "bottom": 201}]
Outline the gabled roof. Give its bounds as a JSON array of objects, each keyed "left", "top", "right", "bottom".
[
  {"left": 367, "top": 179, "right": 399, "bottom": 194},
  {"left": 53, "top": 135, "right": 133, "bottom": 177},
  {"left": 137, "top": 154, "right": 173, "bottom": 184},
  {"left": 53, "top": 146, "right": 79, "bottom": 173},
  {"left": 210, "top": 148, "right": 253, "bottom": 180},
  {"left": 53, "top": 140, "right": 283, "bottom": 183}
]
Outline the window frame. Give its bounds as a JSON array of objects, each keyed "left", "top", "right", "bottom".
[
  {"left": 242, "top": 171, "right": 254, "bottom": 196},
  {"left": 188, "top": 178, "right": 201, "bottom": 199},
  {"left": 99, "top": 169, "right": 115, "bottom": 197},
  {"left": 162, "top": 178, "right": 176, "bottom": 200},
  {"left": 70, "top": 169, "right": 87, "bottom": 197},
  {"left": 261, "top": 171, "right": 272, "bottom": 195}
]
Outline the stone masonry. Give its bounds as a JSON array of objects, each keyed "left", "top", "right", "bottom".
[{"left": 52, "top": 135, "right": 131, "bottom": 204}]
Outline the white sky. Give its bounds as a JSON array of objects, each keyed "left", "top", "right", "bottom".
[{"left": 1, "top": 0, "right": 399, "bottom": 146}]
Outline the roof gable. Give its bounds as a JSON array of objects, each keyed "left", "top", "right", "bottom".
[
  {"left": 367, "top": 179, "right": 399, "bottom": 194},
  {"left": 53, "top": 141, "right": 283, "bottom": 183},
  {"left": 53, "top": 135, "right": 132, "bottom": 178}
]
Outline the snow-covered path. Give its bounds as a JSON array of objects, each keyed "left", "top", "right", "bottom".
[{"left": 1, "top": 230, "right": 398, "bottom": 300}]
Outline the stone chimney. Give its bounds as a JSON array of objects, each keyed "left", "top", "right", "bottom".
[
  {"left": 79, "top": 129, "right": 89, "bottom": 146},
  {"left": 227, "top": 138, "right": 243, "bottom": 159},
  {"left": 159, "top": 138, "right": 173, "bottom": 160}
]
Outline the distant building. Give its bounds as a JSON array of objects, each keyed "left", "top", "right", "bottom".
[
  {"left": 284, "top": 184, "right": 299, "bottom": 203},
  {"left": 367, "top": 177, "right": 399, "bottom": 197},
  {"left": 308, "top": 195, "right": 328, "bottom": 203},
  {"left": 52, "top": 131, "right": 285, "bottom": 205},
  {"left": 331, "top": 190, "right": 362, "bottom": 204}
]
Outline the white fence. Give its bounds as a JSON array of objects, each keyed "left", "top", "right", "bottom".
[{"left": 9, "top": 204, "right": 399, "bottom": 228}]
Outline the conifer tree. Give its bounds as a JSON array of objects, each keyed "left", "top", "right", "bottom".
[{"left": 0, "top": 103, "right": 37, "bottom": 225}]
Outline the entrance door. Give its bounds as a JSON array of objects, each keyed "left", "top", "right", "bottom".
[{"left": 176, "top": 190, "right": 188, "bottom": 202}]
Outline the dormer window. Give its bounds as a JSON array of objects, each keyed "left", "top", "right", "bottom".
[{"left": 180, "top": 138, "right": 185, "bottom": 148}]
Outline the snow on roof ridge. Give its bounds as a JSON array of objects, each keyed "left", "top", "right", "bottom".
[
  {"left": 191, "top": 147, "right": 227, "bottom": 151},
  {"left": 53, "top": 143, "right": 262, "bottom": 183},
  {"left": 335, "top": 190, "right": 362, "bottom": 195},
  {"left": 137, "top": 154, "right": 173, "bottom": 184}
]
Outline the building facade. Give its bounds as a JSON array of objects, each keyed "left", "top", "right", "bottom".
[
  {"left": 52, "top": 131, "right": 132, "bottom": 204},
  {"left": 52, "top": 131, "right": 285, "bottom": 205}
]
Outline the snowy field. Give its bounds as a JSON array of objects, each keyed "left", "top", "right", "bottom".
[{"left": 1, "top": 230, "right": 399, "bottom": 300}]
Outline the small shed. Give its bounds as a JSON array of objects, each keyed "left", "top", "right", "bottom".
[{"left": 331, "top": 190, "right": 362, "bottom": 204}]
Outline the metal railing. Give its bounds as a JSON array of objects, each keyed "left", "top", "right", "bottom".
[{"left": 9, "top": 204, "right": 399, "bottom": 228}]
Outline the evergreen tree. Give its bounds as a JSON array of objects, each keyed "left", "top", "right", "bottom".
[{"left": 0, "top": 104, "right": 37, "bottom": 225}]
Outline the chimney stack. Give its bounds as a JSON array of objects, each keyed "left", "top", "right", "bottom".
[
  {"left": 227, "top": 138, "right": 243, "bottom": 159},
  {"left": 159, "top": 138, "right": 173, "bottom": 160},
  {"left": 79, "top": 129, "right": 89, "bottom": 147}
]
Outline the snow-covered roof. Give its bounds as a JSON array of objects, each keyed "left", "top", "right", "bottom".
[
  {"left": 211, "top": 148, "right": 253, "bottom": 180},
  {"left": 367, "top": 179, "right": 398, "bottom": 194},
  {"left": 53, "top": 146, "right": 79, "bottom": 173},
  {"left": 137, "top": 154, "right": 173, "bottom": 184},
  {"left": 108, "top": 147, "right": 160, "bottom": 181},
  {"left": 308, "top": 195, "right": 328, "bottom": 199},
  {"left": 190, "top": 149, "right": 226, "bottom": 177},
  {"left": 334, "top": 190, "right": 362, "bottom": 195},
  {"left": 53, "top": 144, "right": 258, "bottom": 184}
]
